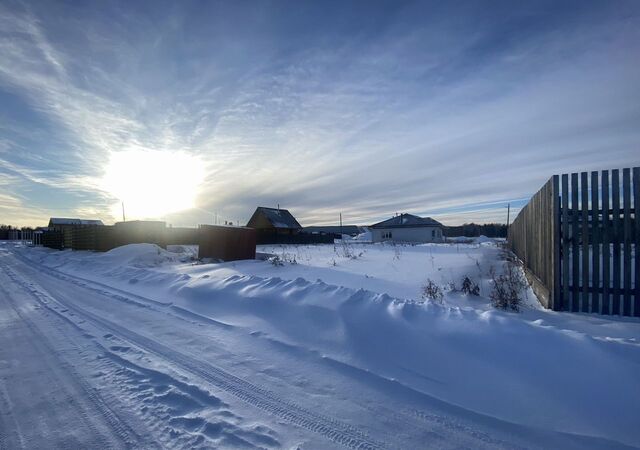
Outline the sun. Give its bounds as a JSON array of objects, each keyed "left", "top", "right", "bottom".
[{"left": 102, "top": 149, "right": 205, "bottom": 220}]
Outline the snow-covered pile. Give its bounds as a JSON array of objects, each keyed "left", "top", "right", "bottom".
[
  {"left": 16, "top": 241, "right": 640, "bottom": 447},
  {"left": 446, "top": 235, "right": 496, "bottom": 244},
  {"left": 100, "top": 244, "right": 185, "bottom": 267},
  {"left": 350, "top": 228, "right": 372, "bottom": 242},
  {"left": 28, "top": 243, "right": 192, "bottom": 270}
]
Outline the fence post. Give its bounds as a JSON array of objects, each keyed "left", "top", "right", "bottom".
[
  {"left": 612, "top": 169, "right": 621, "bottom": 315},
  {"left": 602, "top": 170, "right": 611, "bottom": 314},
  {"left": 581, "top": 172, "right": 589, "bottom": 312},
  {"left": 552, "top": 175, "right": 561, "bottom": 310},
  {"left": 571, "top": 173, "right": 579, "bottom": 312},
  {"left": 561, "top": 174, "right": 569, "bottom": 310},
  {"left": 634, "top": 167, "right": 640, "bottom": 317},
  {"left": 622, "top": 168, "right": 632, "bottom": 316},
  {"left": 591, "top": 171, "right": 601, "bottom": 314}
]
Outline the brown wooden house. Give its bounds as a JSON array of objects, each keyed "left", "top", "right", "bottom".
[{"left": 246, "top": 207, "right": 302, "bottom": 238}]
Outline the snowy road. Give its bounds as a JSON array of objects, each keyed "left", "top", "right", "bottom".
[{"left": 0, "top": 246, "right": 635, "bottom": 449}]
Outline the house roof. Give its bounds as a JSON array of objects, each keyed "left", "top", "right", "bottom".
[
  {"left": 247, "top": 207, "right": 302, "bottom": 229},
  {"left": 48, "top": 218, "right": 104, "bottom": 226},
  {"left": 370, "top": 213, "right": 442, "bottom": 229}
]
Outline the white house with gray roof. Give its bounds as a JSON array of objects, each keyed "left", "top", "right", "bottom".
[{"left": 370, "top": 213, "right": 444, "bottom": 243}]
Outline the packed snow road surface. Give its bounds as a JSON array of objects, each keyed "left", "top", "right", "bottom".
[{"left": 0, "top": 242, "right": 638, "bottom": 449}]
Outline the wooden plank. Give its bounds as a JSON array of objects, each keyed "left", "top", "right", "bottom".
[
  {"left": 545, "top": 181, "right": 549, "bottom": 293},
  {"left": 622, "top": 168, "right": 632, "bottom": 316},
  {"left": 634, "top": 167, "right": 640, "bottom": 317},
  {"left": 552, "top": 175, "right": 561, "bottom": 310},
  {"left": 611, "top": 169, "right": 621, "bottom": 315},
  {"left": 581, "top": 172, "right": 589, "bottom": 313},
  {"left": 601, "top": 170, "right": 611, "bottom": 315},
  {"left": 562, "top": 174, "right": 570, "bottom": 310},
  {"left": 571, "top": 173, "right": 580, "bottom": 312},
  {"left": 591, "top": 171, "right": 600, "bottom": 313}
]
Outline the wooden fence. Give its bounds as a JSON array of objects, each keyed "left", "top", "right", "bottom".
[
  {"left": 42, "top": 221, "right": 168, "bottom": 252},
  {"left": 507, "top": 176, "right": 560, "bottom": 309},
  {"left": 199, "top": 225, "right": 256, "bottom": 261},
  {"left": 508, "top": 167, "right": 639, "bottom": 316},
  {"left": 255, "top": 231, "right": 335, "bottom": 245}
]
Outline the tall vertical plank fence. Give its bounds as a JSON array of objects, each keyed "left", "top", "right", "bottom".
[{"left": 508, "top": 167, "right": 638, "bottom": 316}]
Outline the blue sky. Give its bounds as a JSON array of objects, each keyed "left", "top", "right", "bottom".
[{"left": 1, "top": 0, "right": 639, "bottom": 227}]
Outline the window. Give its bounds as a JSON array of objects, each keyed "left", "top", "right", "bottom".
[
  {"left": 382, "top": 231, "right": 392, "bottom": 239},
  {"left": 432, "top": 229, "right": 435, "bottom": 238}
]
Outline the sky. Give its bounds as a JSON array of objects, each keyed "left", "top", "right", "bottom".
[{"left": 1, "top": 0, "right": 639, "bottom": 228}]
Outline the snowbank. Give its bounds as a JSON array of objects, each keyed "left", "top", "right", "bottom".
[
  {"left": 14, "top": 241, "right": 640, "bottom": 447},
  {"left": 446, "top": 235, "right": 497, "bottom": 244},
  {"left": 351, "top": 229, "right": 372, "bottom": 242}
]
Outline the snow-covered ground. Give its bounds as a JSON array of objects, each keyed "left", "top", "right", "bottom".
[{"left": 1, "top": 239, "right": 639, "bottom": 449}]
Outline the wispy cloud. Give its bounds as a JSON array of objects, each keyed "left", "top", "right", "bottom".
[{"left": 0, "top": 1, "right": 638, "bottom": 227}]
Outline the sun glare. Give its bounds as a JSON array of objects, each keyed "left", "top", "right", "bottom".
[{"left": 103, "top": 149, "right": 204, "bottom": 220}]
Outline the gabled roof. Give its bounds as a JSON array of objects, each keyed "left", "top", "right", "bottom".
[
  {"left": 370, "top": 213, "right": 442, "bottom": 229},
  {"left": 48, "top": 218, "right": 104, "bottom": 226},
  {"left": 247, "top": 207, "right": 302, "bottom": 229}
]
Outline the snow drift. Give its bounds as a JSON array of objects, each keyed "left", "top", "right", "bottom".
[{"left": 15, "top": 242, "right": 640, "bottom": 447}]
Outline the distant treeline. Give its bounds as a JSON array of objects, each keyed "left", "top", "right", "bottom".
[
  {"left": 0, "top": 225, "right": 14, "bottom": 240},
  {"left": 444, "top": 223, "right": 507, "bottom": 238},
  {"left": 0, "top": 224, "right": 33, "bottom": 240}
]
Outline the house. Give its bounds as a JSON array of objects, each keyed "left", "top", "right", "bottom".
[
  {"left": 48, "top": 218, "right": 104, "bottom": 231},
  {"left": 370, "top": 213, "right": 444, "bottom": 243},
  {"left": 246, "top": 207, "right": 302, "bottom": 235},
  {"left": 48, "top": 218, "right": 105, "bottom": 248}
]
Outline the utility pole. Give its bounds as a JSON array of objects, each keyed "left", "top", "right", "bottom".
[
  {"left": 122, "top": 201, "right": 126, "bottom": 222},
  {"left": 340, "top": 212, "right": 343, "bottom": 238}
]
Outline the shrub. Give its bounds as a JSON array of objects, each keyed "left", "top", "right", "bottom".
[
  {"left": 489, "top": 263, "right": 528, "bottom": 311},
  {"left": 421, "top": 279, "right": 444, "bottom": 304},
  {"left": 269, "top": 255, "right": 284, "bottom": 266},
  {"left": 460, "top": 276, "right": 480, "bottom": 296},
  {"left": 335, "top": 241, "right": 360, "bottom": 260}
]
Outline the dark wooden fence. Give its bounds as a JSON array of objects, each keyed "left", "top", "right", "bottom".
[
  {"left": 41, "top": 231, "right": 64, "bottom": 249},
  {"left": 508, "top": 176, "right": 560, "bottom": 309},
  {"left": 166, "top": 227, "right": 199, "bottom": 245},
  {"left": 71, "top": 226, "right": 116, "bottom": 252},
  {"left": 198, "top": 225, "right": 256, "bottom": 261},
  {"left": 41, "top": 222, "right": 257, "bottom": 262},
  {"left": 255, "top": 231, "right": 334, "bottom": 245},
  {"left": 509, "top": 167, "right": 639, "bottom": 316},
  {"left": 43, "top": 221, "right": 168, "bottom": 251}
]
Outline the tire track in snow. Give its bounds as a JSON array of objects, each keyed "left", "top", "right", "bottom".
[
  {"left": 0, "top": 282, "right": 113, "bottom": 450},
  {"left": 13, "top": 250, "right": 171, "bottom": 307},
  {"left": 3, "top": 257, "right": 385, "bottom": 450},
  {"left": 12, "top": 247, "right": 508, "bottom": 449},
  {"left": 0, "top": 382, "right": 26, "bottom": 450},
  {"left": 13, "top": 251, "right": 235, "bottom": 330},
  {"left": 0, "top": 263, "right": 153, "bottom": 450}
]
